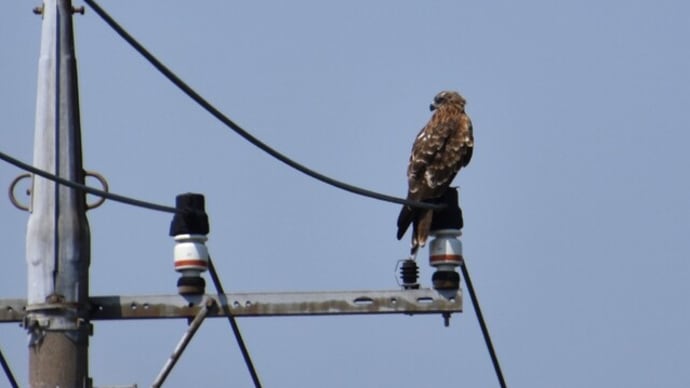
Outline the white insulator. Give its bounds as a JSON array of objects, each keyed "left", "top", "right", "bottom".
[
  {"left": 173, "top": 234, "right": 209, "bottom": 273},
  {"left": 429, "top": 229, "right": 463, "bottom": 267}
]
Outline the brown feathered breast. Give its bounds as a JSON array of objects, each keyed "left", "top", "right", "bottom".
[{"left": 396, "top": 91, "right": 473, "bottom": 255}]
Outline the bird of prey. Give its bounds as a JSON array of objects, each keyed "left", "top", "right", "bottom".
[{"left": 396, "top": 90, "right": 474, "bottom": 257}]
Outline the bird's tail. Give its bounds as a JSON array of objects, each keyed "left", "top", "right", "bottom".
[
  {"left": 398, "top": 205, "right": 433, "bottom": 256},
  {"left": 396, "top": 205, "right": 415, "bottom": 240},
  {"left": 412, "top": 208, "right": 434, "bottom": 253}
]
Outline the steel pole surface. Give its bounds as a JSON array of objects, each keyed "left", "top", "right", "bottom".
[{"left": 26, "top": 0, "right": 91, "bottom": 386}]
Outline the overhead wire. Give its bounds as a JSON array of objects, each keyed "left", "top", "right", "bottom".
[
  {"left": 0, "top": 149, "right": 179, "bottom": 214},
  {"left": 83, "top": 0, "right": 443, "bottom": 211},
  {"left": 0, "top": 345, "right": 19, "bottom": 388},
  {"left": 207, "top": 256, "right": 263, "bottom": 388},
  {"left": 460, "top": 261, "right": 507, "bottom": 388}
]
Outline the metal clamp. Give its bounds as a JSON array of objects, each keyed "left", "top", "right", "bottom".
[
  {"left": 23, "top": 300, "right": 88, "bottom": 347},
  {"left": 24, "top": 303, "right": 81, "bottom": 330}
]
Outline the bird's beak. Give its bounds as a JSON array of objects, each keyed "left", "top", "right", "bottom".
[{"left": 429, "top": 103, "right": 437, "bottom": 111}]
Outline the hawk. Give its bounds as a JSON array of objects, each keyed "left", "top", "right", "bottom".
[{"left": 396, "top": 90, "right": 474, "bottom": 256}]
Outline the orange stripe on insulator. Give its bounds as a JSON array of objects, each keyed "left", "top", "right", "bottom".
[
  {"left": 430, "top": 254, "right": 462, "bottom": 263},
  {"left": 174, "top": 259, "right": 208, "bottom": 268}
]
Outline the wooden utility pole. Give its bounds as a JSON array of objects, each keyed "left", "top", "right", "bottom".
[{"left": 25, "top": 0, "right": 91, "bottom": 386}]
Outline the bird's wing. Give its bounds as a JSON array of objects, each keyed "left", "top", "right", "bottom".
[
  {"left": 407, "top": 119, "right": 460, "bottom": 199},
  {"left": 459, "top": 118, "right": 474, "bottom": 168}
]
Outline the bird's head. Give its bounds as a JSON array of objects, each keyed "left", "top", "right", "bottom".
[{"left": 429, "top": 90, "right": 466, "bottom": 111}]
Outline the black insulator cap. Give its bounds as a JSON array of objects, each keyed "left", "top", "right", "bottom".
[
  {"left": 432, "top": 270, "right": 461, "bottom": 290},
  {"left": 177, "top": 276, "right": 206, "bottom": 295},
  {"left": 400, "top": 259, "right": 420, "bottom": 289},
  {"left": 430, "top": 187, "right": 463, "bottom": 231},
  {"left": 169, "top": 193, "right": 210, "bottom": 236}
]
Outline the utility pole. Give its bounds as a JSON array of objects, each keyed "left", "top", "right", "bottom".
[{"left": 25, "top": 0, "right": 90, "bottom": 386}]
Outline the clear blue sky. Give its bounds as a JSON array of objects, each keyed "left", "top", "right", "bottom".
[{"left": 2, "top": 1, "right": 689, "bottom": 387}]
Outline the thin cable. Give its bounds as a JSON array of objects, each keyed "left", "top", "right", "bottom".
[
  {"left": 460, "top": 261, "right": 507, "bottom": 388},
  {"left": 0, "top": 149, "right": 179, "bottom": 214},
  {"left": 83, "top": 0, "right": 442, "bottom": 211},
  {"left": 0, "top": 346, "right": 19, "bottom": 388},
  {"left": 207, "top": 256, "right": 263, "bottom": 388}
]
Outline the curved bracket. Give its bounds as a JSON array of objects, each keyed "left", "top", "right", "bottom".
[
  {"left": 8, "top": 173, "right": 31, "bottom": 211},
  {"left": 8, "top": 171, "right": 109, "bottom": 211},
  {"left": 85, "top": 171, "right": 109, "bottom": 210}
]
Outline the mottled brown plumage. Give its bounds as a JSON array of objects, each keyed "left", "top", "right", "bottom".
[{"left": 396, "top": 91, "right": 474, "bottom": 255}]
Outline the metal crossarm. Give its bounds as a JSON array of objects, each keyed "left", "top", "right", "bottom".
[{"left": 0, "top": 289, "right": 461, "bottom": 322}]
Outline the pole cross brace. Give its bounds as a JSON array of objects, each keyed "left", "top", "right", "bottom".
[{"left": 152, "top": 296, "right": 214, "bottom": 388}]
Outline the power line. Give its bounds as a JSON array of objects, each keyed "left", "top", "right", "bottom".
[
  {"left": 0, "top": 345, "right": 19, "bottom": 388},
  {"left": 460, "top": 261, "right": 507, "bottom": 388},
  {"left": 83, "top": 0, "right": 443, "bottom": 211},
  {"left": 208, "top": 256, "right": 263, "bottom": 388},
  {"left": 0, "top": 149, "right": 179, "bottom": 214}
]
